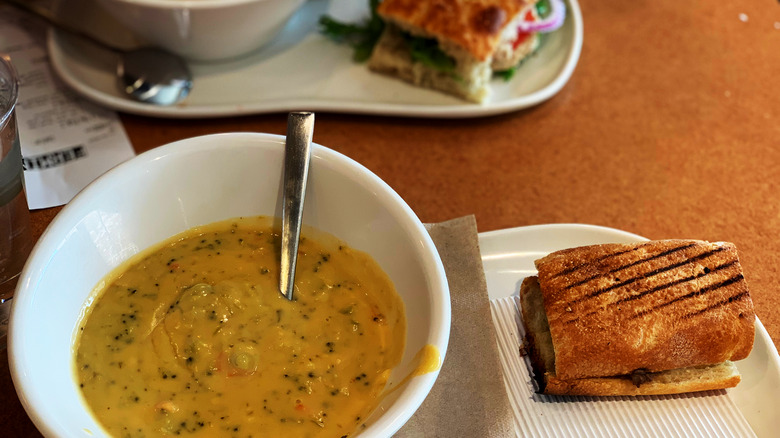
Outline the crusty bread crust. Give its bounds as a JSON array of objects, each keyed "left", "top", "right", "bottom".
[
  {"left": 519, "top": 274, "right": 746, "bottom": 396},
  {"left": 534, "top": 240, "right": 755, "bottom": 380},
  {"left": 377, "top": 0, "right": 536, "bottom": 61},
  {"left": 367, "top": 24, "right": 491, "bottom": 102},
  {"left": 543, "top": 362, "right": 742, "bottom": 396},
  {"left": 520, "top": 276, "right": 555, "bottom": 392}
]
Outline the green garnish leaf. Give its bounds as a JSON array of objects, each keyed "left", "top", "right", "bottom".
[
  {"left": 318, "top": 0, "right": 385, "bottom": 62},
  {"left": 402, "top": 34, "right": 456, "bottom": 74},
  {"left": 494, "top": 67, "right": 518, "bottom": 82},
  {"left": 319, "top": 0, "right": 459, "bottom": 80}
]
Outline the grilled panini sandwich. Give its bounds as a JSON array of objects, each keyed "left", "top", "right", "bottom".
[
  {"left": 520, "top": 240, "right": 755, "bottom": 396},
  {"left": 367, "top": 0, "right": 542, "bottom": 102}
]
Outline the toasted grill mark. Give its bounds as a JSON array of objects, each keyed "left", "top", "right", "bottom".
[
  {"left": 682, "top": 290, "right": 750, "bottom": 319},
  {"left": 473, "top": 6, "right": 506, "bottom": 34},
  {"left": 567, "top": 244, "right": 725, "bottom": 305},
  {"left": 630, "top": 273, "right": 745, "bottom": 320},
  {"left": 551, "top": 246, "right": 640, "bottom": 279},
  {"left": 613, "top": 259, "right": 738, "bottom": 306},
  {"left": 563, "top": 259, "right": 738, "bottom": 325},
  {"left": 564, "top": 243, "right": 696, "bottom": 289}
]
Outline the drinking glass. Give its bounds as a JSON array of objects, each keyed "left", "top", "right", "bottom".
[{"left": 0, "top": 54, "right": 33, "bottom": 347}]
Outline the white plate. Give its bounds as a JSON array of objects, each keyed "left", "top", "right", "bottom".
[
  {"left": 479, "top": 224, "right": 780, "bottom": 437},
  {"left": 47, "top": 0, "right": 583, "bottom": 119}
]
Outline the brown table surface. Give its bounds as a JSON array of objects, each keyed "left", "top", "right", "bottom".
[{"left": 4, "top": 0, "right": 780, "bottom": 435}]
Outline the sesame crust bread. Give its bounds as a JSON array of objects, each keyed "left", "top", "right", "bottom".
[
  {"left": 519, "top": 240, "right": 755, "bottom": 396},
  {"left": 376, "top": 0, "right": 535, "bottom": 62}
]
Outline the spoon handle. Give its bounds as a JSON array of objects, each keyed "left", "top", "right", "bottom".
[{"left": 280, "top": 112, "right": 314, "bottom": 301}]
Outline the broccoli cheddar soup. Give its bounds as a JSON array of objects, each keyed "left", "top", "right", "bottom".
[{"left": 75, "top": 217, "right": 406, "bottom": 438}]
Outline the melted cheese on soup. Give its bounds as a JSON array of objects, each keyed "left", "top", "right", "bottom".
[{"left": 75, "top": 217, "right": 406, "bottom": 438}]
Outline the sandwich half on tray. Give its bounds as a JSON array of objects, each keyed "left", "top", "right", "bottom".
[
  {"left": 320, "top": 0, "right": 567, "bottom": 103},
  {"left": 519, "top": 239, "right": 756, "bottom": 396}
]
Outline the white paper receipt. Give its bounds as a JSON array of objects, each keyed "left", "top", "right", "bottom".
[{"left": 0, "top": 5, "right": 135, "bottom": 210}]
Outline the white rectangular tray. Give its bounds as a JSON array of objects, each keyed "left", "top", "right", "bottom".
[{"left": 480, "top": 224, "right": 780, "bottom": 437}]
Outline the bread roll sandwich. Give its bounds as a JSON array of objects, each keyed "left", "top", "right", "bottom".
[
  {"left": 520, "top": 239, "right": 755, "bottom": 396},
  {"left": 319, "top": 0, "right": 567, "bottom": 102},
  {"left": 367, "top": 0, "right": 566, "bottom": 102}
]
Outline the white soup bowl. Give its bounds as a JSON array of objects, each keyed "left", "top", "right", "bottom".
[
  {"left": 9, "top": 132, "right": 451, "bottom": 437},
  {"left": 96, "top": 0, "right": 307, "bottom": 61}
]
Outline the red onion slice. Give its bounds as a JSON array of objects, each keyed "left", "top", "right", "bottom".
[{"left": 516, "top": 0, "right": 566, "bottom": 34}]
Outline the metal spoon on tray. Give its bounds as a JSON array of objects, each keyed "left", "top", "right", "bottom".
[
  {"left": 279, "top": 112, "right": 314, "bottom": 301},
  {"left": 3, "top": 0, "right": 192, "bottom": 105}
]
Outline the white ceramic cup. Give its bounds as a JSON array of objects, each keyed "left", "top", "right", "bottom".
[{"left": 96, "top": 0, "right": 307, "bottom": 61}]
